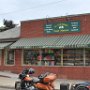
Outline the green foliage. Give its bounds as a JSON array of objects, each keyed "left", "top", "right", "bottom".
[{"left": 0, "top": 19, "right": 16, "bottom": 32}]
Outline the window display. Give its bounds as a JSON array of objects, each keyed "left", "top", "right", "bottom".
[
  {"left": 23, "top": 49, "right": 61, "bottom": 66},
  {"left": 23, "top": 48, "right": 90, "bottom": 66}
]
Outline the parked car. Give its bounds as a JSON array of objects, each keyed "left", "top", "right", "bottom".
[{"left": 71, "top": 82, "right": 90, "bottom": 90}]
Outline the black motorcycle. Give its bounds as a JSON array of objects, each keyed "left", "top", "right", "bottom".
[
  {"left": 15, "top": 72, "right": 56, "bottom": 90},
  {"left": 15, "top": 73, "right": 39, "bottom": 90}
]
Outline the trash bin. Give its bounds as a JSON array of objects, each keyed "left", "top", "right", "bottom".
[{"left": 60, "top": 83, "right": 69, "bottom": 90}]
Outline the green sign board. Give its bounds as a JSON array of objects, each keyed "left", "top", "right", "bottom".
[{"left": 44, "top": 21, "right": 80, "bottom": 34}]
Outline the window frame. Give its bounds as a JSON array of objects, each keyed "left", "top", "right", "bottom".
[
  {"left": 0, "top": 50, "right": 2, "bottom": 65},
  {"left": 4, "top": 49, "right": 15, "bottom": 66}
]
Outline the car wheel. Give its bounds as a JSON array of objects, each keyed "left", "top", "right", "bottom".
[{"left": 75, "top": 85, "right": 89, "bottom": 90}]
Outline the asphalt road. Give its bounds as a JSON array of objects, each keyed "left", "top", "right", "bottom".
[{"left": 0, "top": 87, "right": 15, "bottom": 90}]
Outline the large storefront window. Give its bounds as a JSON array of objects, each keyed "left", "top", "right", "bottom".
[
  {"left": 23, "top": 49, "right": 61, "bottom": 66},
  {"left": 5, "top": 49, "right": 14, "bottom": 65},
  {"left": 85, "top": 49, "right": 90, "bottom": 66},
  {"left": 63, "top": 49, "right": 84, "bottom": 66},
  {"left": 23, "top": 48, "right": 90, "bottom": 66},
  {"left": 23, "top": 49, "right": 39, "bottom": 65}
]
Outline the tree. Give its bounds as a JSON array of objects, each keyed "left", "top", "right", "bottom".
[
  {"left": 0, "top": 19, "right": 17, "bottom": 32},
  {"left": 3, "top": 19, "right": 16, "bottom": 28}
]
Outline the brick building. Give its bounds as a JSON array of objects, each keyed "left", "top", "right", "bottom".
[{"left": 1, "top": 13, "right": 90, "bottom": 80}]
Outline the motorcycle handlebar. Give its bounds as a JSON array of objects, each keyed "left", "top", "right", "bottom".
[{"left": 38, "top": 72, "right": 50, "bottom": 79}]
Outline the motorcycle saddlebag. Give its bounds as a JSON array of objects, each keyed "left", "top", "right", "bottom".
[
  {"left": 34, "top": 83, "right": 49, "bottom": 90},
  {"left": 43, "top": 73, "right": 57, "bottom": 83}
]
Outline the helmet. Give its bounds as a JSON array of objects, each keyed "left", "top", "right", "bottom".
[{"left": 28, "top": 68, "right": 35, "bottom": 74}]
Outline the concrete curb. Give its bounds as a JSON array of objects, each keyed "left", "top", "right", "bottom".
[
  {"left": 0, "top": 75, "right": 11, "bottom": 78},
  {"left": 0, "top": 86, "right": 59, "bottom": 90}
]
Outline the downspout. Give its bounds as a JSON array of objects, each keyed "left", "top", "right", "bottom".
[
  {"left": 83, "top": 48, "right": 86, "bottom": 66},
  {"left": 61, "top": 48, "right": 63, "bottom": 66}
]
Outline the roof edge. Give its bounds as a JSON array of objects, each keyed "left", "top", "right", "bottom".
[{"left": 21, "top": 13, "right": 90, "bottom": 22}]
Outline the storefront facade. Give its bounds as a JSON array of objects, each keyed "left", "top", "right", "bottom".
[{"left": 1, "top": 13, "right": 90, "bottom": 80}]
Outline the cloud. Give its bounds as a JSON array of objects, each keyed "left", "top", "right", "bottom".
[{"left": 0, "top": 0, "right": 90, "bottom": 24}]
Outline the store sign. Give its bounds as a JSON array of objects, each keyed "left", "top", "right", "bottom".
[{"left": 44, "top": 21, "right": 80, "bottom": 34}]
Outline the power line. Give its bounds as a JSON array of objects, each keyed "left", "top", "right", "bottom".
[{"left": 0, "top": 0, "right": 67, "bottom": 15}]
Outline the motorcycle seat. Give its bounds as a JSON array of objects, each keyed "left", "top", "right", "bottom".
[{"left": 32, "top": 77, "right": 40, "bottom": 83}]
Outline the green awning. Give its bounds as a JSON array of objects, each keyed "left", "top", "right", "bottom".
[
  {"left": 0, "top": 42, "right": 12, "bottom": 49},
  {"left": 56, "top": 35, "right": 90, "bottom": 48},
  {"left": 10, "top": 35, "right": 90, "bottom": 49},
  {"left": 10, "top": 37, "right": 59, "bottom": 49}
]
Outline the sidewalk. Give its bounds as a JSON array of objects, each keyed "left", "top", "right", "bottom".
[
  {"left": 0, "top": 71, "right": 86, "bottom": 89},
  {"left": 0, "top": 71, "right": 19, "bottom": 89}
]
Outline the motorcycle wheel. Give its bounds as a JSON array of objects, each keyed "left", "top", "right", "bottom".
[{"left": 15, "top": 81, "right": 21, "bottom": 90}]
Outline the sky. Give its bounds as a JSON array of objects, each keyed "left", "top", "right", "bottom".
[{"left": 0, "top": 0, "right": 90, "bottom": 26}]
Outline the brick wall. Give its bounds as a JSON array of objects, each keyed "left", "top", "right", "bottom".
[
  {"left": 17, "top": 14, "right": 90, "bottom": 80},
  {"left": 20, "top": 14, "right": 90, "bottom": 38},
  {"left": 0, "top": 49, "right": 90, "bottom": 80},
  {"left": 1, "top": 14, "right": 90, "bottom": 80}
]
